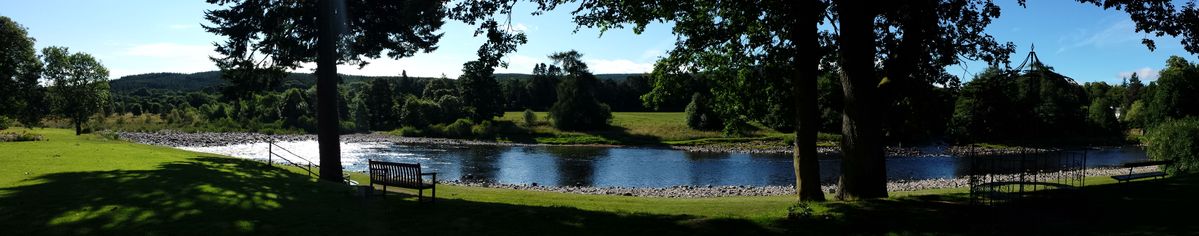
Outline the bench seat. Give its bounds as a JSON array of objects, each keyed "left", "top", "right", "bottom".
[{"left": 1111, "top": 171, "right": 1167, "bottom": 182}]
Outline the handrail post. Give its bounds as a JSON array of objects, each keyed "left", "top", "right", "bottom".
[{"left": 268, "top": 140, "right": 273, "bottom": 166}]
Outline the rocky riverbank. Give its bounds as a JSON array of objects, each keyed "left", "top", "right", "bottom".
[{"left": 437, "top": 166, "right": 1158, "bottom": 198}]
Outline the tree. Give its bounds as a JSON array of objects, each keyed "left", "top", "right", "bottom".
[
  {"left": 527, "top": 63, "right": 562, "bottom": 110},
  {"left": 0, "top": 16, "right": 45, "bottom": 127},
  {"left": 205, "top": 0, "right": 526, "bottom": 183},
  {"left": 536, "top": 0, "right": 1017, "bottom": 200},
  {"left": 459, "top": 60, "right": 504, "bottom": 120},
  {"left": 280, "top": 88, "right": 310, "bottom": 129},
  {"left": 548, "top": 50, "right": 611, "bottom": 131},
  {"left": 685, "top": 92, "right": 722, "bottom": 130},
  {"left": 1145, "top": 56, "right": 1199, "bottom": 126},
  {"left": 365, "top": 78, "right": 397, "bottom": 130},
  {"left": 43, "top": 47, "right": 109, "bottom": 135},
  {"left": 1123, "top": 73, "right": 1144, "bottom": 109}
]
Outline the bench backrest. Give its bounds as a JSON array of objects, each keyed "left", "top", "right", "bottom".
[
  {"left": 1121, "top": 160, "right": 1175, "bottom": 168},
  {"left": 369, "top": 160, "right": 423, "bottom": 187}
]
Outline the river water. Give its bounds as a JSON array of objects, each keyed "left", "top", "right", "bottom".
[{"left": 180, "top": 142, "right": 1148, "bottom": 188}]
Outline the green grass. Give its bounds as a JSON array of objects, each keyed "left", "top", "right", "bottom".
[
  {"left": 491, "top": 111, "right": 818, "bottom": 146},
  {"left": 2, "top": 128, "right": 1195, "bottom": 235}
]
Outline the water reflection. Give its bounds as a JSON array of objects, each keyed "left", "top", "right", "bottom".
[{"left": 348, "top": 144, "right": 1150, "bottom": 187}]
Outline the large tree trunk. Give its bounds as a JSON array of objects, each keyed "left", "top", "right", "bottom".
[
  {"left": 316, "top": 0, "right": 344, "bottom": 183},
  {"left": 74, "top": 119, "right": 81, "bottom": 135},
  {"left": 792, "top": 1, "right": 825, "bottom": 202},
  {"left": 834, "top": 3, "right": 888, "bottom": 200}
]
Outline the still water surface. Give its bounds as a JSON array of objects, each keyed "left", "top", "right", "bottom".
[{"left": 343, "top": 144, "right": 1148, "bottom": 187}]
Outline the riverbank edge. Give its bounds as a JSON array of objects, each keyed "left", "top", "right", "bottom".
[{"left": 118, "top": 130, "right": 1071, "bottom": 156}]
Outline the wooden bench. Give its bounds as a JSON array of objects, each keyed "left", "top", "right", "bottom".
[
  {"left": 369, "top": 160, "right": 437, "bottom": 202},
  {"left": 1111, "top": 160, "right": 1174, "bottom": 183}
]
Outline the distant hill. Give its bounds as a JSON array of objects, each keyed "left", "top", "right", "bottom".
[
  {"left": 111, "top": 71, "right": 649, "bottom": 93},
  {"left": 494, "top": 73, "right": 647, "bottom": 81}
]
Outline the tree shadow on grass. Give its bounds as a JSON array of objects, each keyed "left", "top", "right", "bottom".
[
  {"left": 775, "top": 174, "right": 1199, "bottom": 235},
  {"left": 0, "top": 156, "right": 775, "bottom": 235}
]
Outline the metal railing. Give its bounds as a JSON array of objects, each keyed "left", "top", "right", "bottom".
[{"left": 267, "top": 139, "right": 319, "bottom": 177}]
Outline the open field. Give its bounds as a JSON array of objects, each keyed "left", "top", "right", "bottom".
[{"left": 1, "top": 128, "right": 1195, "bottom": 235}]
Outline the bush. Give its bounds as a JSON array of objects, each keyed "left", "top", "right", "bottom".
[
  {"left": 393, "top": 126, "right": 425, "bottom": 137},
  {"left": 442, "top": 119, "right": 475, "bottom": 138},
  {"left": 685, "top": 93, "right": 723, "bottom": 131},
  {"left": 0, "top": 131, "right": 44, "bottom": 142},
  {"left": 472, "top": 120, "right": 497, "bottom": 137},
  {"left": 522, "top": 109, "right": 537, "bottom": 127},
  {"left": 0, "top": 116, "right": 16, "bottom": 130},
  {"left": 1146, "top": 118, "right": 1199, "bottom": 175}
]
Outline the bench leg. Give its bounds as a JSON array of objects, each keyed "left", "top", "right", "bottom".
[
  {"left": 432, "top": 186, "right": 436, "bottom": 203},
  {"left": 418, "top": 189, "right": 423, "bottom": 202}
]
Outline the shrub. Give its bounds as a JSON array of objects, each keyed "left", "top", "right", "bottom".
[
  {"left": 472, "top": 120, "right": 497, "bottom": 137},
  {"left": 0, "top": 116, "right": 16, "bottom": 130},
  {"left": 393, "top": 126, "right": 425, "bottom": 137},
  {"left": 0, "top": 131, "right": 45, "bottom": 142},
  {"left": 522, "top": 109, "right": 537, "bottom": 127},
  {"left": 442, "top": 118, "right": 475, "bottom": 138},
  {"left": 685, "top": 93, "right": 723, "bottom": 131},
  {"left": 96, "top": 130, "right": 120, "bottom": 141},
  {"left": 1146, "top": 118, "right": 1199, "bottom": 175}
]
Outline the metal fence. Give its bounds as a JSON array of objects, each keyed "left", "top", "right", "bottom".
[{"left": 966, "top": 148, "right": 1087, "bottom": 206}]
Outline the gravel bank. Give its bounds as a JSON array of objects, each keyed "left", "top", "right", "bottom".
[{"left": 438, "top": 166, "right": 1159, "bottom": 198}]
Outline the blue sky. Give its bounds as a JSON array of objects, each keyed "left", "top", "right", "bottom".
[{"left": 0, "top": 1, "right": 1194, "bottom": 84}]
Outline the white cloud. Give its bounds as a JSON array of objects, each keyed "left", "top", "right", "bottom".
[
  {"left": 1057, "top": 19, "right": 1140, "bottom": 54},
  {"left": 585, "top": 59, "right": 654, "bottom": 74},
  {"left": 1118, "top": 67, "right": 1159, "bottom": 81},
  {"left": 504, "top": 23, "right": 533, "bottom": 33},
  {"left": 639, "top": 49, "right": 664, "bottom": 61},
  {"left": 496, "top": 54, "right": 542, "bottom": 74}
]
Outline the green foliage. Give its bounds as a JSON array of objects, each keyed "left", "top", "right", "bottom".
[
  {"left": 1122, "top": 100, "right": 1146, "bottom": 129},
  {"left": 422, "top": 78, "right": 459, "bottom": 99},
  {"left": 393, "top": 126, "right": 425, "bottom": 137},
  {"left": 0, "top": 16, "right": 45, "bottom": 127},
  {"left": 522, "top": 109, "right": 537, "bottom": 127},
  {"left": 279, "top": 88, "right": 310, "bottom": 130},
  {"left": 399, "top": 96, "right": 439, "bottom": 127},
  {"left": 0, "top": 116, "right": 16, "bottom": 130},
  {"left": 0, "top": 130, "right": 43, "bottom": 142},
  {"left": 1146, "top": 118, "right": 1199, "bottom": 175},
  {"left": 685, "top": 93, "right": 723, "bottom": 131},
  {"left": 548, "top": 51, "right": 612, "bottom": 131},
  {"left": 1145, "top": 56, "right": 1199, "bottom": 127},
  {"left": 365, "top": 78, "right": 398, "bottom": 130},
  {"left": 950, "top": 66, "right": 1089, "bottom": 143},
  {"left": 527, "top": 63, "right": 562, "bottom": 110},
  {"left": 443, "top": 119, "right": 475, "bottom": 138},
  {"left": 43, "top": 46, "right": 109, "bottom": 135},
  {"left": 1087, "top": 98, "right": 1120, "bottom": 135},
  {"left": 459, "top": 60, "right": 504, "bottom": 120}
]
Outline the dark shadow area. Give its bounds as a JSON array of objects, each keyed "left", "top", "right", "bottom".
[
  {"left": 0, "top": 156, "right": 776, "bottom": 235},
  {"left": 776, "top": 174, "right": 1199, "bottom": 235}
]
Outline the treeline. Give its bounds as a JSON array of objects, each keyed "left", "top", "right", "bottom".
[{"left": 89, "top": 50, "right": 643, "bottom": 135}]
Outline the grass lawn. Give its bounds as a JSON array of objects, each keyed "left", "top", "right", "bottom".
[
  {"left": 2, "top": 128, "right": 1196, "bottom": 235},
  {"left": 493, "top": 111, "right": 839, "bottom": 146}
]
